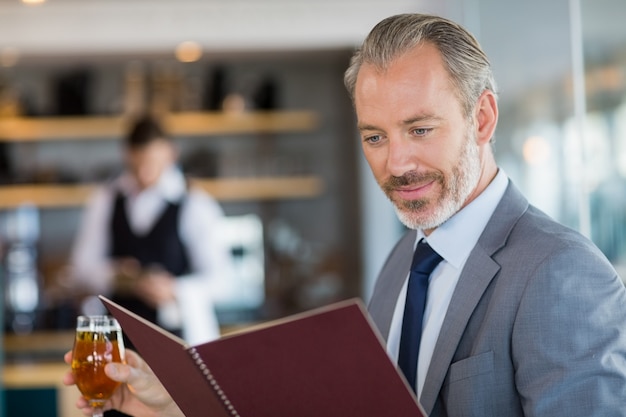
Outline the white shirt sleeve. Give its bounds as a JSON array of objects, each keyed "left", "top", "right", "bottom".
[
  {"left": 69, "top": 185, "right": 116, "bottom": 295},
  {"left": 176, "top": 187, "right": 235, "bottom": 344}
]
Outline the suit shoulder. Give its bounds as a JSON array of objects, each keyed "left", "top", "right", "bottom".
[{"left": 504, "top": 204, "right": 613, "bottom": 271}]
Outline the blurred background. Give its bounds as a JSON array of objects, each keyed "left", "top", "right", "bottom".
[{"left": 1, "top": 0, "right": 626, "bottom": 415}]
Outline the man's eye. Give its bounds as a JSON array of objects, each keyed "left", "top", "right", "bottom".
[
  {"left": 412, "top": 128, "right": 431, "bottom": 136},
  {"left": 364, "top": 135, "right": 381, "bottom": 144}
]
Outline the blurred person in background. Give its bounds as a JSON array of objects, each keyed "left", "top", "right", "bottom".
[{"left": 70, "top": 114, "right": 233, "bottom": 346}]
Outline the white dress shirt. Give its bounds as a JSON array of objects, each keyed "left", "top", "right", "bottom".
[
  {"left": 70, "top": 165, "right": 234, "bottom": 344},
  {"left": 387, "top": 169, "right": 508, "bottom": 399}
]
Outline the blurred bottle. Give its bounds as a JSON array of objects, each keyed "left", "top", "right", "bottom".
[
  {"left": 3, "top": 204, "right": 41, "bottom": 333},
  {"left": 0, "top": 77, "right": 22, "bottom": 117},
  {"left": 123, "top": 60, "right": 147, "bottom": 118}
]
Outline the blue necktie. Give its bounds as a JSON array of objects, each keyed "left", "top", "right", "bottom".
[{"left": 398, "top": 240, "right": 443, "bottom": 393}]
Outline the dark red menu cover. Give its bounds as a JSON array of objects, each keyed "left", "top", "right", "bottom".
[{"left": 99, "top": 295, "right": 426, "bottom": 417}]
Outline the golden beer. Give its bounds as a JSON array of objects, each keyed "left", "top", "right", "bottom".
[{"left": 71, "top": 316, "right": 125, "bottom": 411}]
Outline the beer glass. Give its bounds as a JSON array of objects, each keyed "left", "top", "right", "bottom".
[{"left": 71, "top": 315, "right": 126, "bottom": 417}]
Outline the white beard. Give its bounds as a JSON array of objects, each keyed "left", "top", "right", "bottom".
[{"left": 395, "top": 130, "right": 482, "bottom": 231}]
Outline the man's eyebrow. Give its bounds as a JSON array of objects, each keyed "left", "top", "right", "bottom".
[
  {"left": 357, "top": 123, "right": 379, "bottom": 132},
  {"left": 401, "top": 114, "right": 441, "bottom": 125},
  {"left": 358, "top": 114, "right": 442, "bottom": 132}
]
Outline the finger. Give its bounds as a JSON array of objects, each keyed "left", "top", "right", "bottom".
[
  {"left": 124, "top": 349, "right": 144, "bottom": 367},
  {"left": 63, "top": 351, "right": 76, "bottom": 386},
  {"left": 107, "top": 361, "right": 156, "bottom": 394},
  {"left": 105, "top": 349, "right": 147, "bottom": 378},
  {"left": 62, "top": 371, "right": 76, "bottom": 386},
  {"left": 75, "top": 396, "right": 94, "bottom": 416},
  {"left": 122, "top": 349, "right": 137, "bottom": 363},
  {"left": 105, "top": 362, "right": 132, "bottom": 383},
  {"left": 76, "top": 396, "right": 88, "bottom": 408}
]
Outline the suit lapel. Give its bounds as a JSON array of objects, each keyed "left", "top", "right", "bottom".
[
  {"left": 419, "top": 182, "right": 529, "bottom": 414},
  {"left": 368, "top": 230, "right": 417, "bottom": 340},
  {"left": 419, "top": 246, "right": 500, "bottom": 413}
]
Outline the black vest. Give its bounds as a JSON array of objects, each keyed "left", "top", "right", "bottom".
[{"left": 109, "top": 191, "right": 190, "bottom": 332}]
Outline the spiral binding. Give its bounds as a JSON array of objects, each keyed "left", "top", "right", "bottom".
[{"left": 188, "top": 347, "right": 241, "bottom": 417}]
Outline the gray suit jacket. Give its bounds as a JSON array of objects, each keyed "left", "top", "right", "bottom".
[{"left": 369, "top": 180, "right": 626, "bottom": 417}]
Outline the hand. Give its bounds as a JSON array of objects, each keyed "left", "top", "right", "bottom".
[
  {"left": 112, "top": 258, "right": 142, "bottom": 295},
  {"left": 63, "top": 349, "right": 183, "bottom": 417},
  {"left": 135, "top": 267, "right": 177, "bottom": 308}
]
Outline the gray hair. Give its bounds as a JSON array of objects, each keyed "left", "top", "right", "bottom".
[{"left": 344, "top": 13, "right": 497, "bottom": 117}]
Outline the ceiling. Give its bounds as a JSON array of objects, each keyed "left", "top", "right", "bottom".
[
  {"left": 1, "top": 0, "right": 623, "bottom": 54},
  {"left": 0, "top": 0, "right": 434, "bottom": 57}
]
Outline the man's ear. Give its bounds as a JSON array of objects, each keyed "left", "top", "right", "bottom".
[{"left": 474, "top": 90, "right": 498, "bottom": 144}]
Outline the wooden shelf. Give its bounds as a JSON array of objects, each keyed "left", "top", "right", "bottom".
[
  {"left": 0, "top": 176, "right": 324, "bottom": 209},
  {"left": 0, "top": 110, "right": 319, "bottom": 142}
]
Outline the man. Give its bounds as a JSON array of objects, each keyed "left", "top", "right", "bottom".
[
  {"left": 70, "top": 115, "right": 233, "bottom": 345},
  {"left": 65, "top": 13, "right": 626, "bottom": 417},
  {"left": 344, "top": 13, "right": 626, "bottom": 416}
]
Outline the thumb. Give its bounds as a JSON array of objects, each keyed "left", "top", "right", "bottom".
[
  {"left": 105, "top": 362, "right": 131, "bottom": 382},
  {"left": 107, "top": 360, "right": 159, "bottom": 395},
  {"left": 105, "top": 354, "right": 179, "bottom": 413}
]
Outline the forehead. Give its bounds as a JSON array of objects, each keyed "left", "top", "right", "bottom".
[
  {"left": 354, "top": 43, "right": 461, "bottom": 123},
  {"left": 355, "top": 43, "right": 453, "bottom": 100},
  {"left": 127, "top": 138, "right": 172, "bottom": 157}
]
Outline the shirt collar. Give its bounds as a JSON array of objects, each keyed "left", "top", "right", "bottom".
[{"left": 422, "top": 169, "right": 508, "bottom": 269}]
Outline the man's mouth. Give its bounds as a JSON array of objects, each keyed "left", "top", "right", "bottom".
[{"left": 394, "top": 180, "right": 435, "bottom": 200}]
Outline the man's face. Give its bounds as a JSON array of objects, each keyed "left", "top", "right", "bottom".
[
  {"left": 354, "top": 43, "right": 484, "bottom": 232},
  {"left": 126, "top": 139, "right": 175, "bottom": 190}
]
